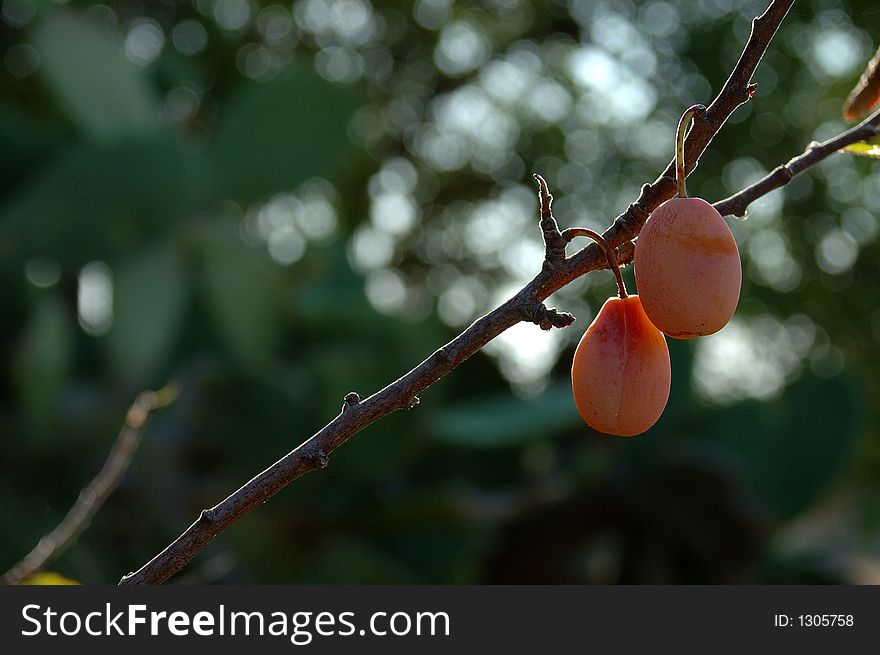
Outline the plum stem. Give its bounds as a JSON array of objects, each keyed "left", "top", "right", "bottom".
[
  {"left": 675, "top": 104, "right": 706, "bottom": 199},
  {"left": 561, "top": 228, "right": 627, "bottom": 299}
]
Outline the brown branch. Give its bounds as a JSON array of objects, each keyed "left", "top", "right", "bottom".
[
  {"left": 713, "top": 106, "right": 880, "bottom": 217},
  {"left": 543, "top": 0, "right": 795, "bottom": 295},
  {"left": 2, "top": 384, "right": 178, "bottom": 585},
  {"left": 534, "top": 172, "right": 567, "bottom": 265},
  {"left": 119, "top": 0, "right": 795, "bottom": 585}
]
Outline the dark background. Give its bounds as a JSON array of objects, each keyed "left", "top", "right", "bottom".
[{"left": 2, "top": 0, "right": 880, "bottom": 584}]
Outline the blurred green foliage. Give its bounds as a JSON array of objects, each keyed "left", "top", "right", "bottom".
[{"left": 2, "top": 0, "right": 880, "bottom": 584}]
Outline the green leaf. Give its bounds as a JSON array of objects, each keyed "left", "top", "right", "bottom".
[
  {"left": 430, "top": 384, "right": 582, "bottom": 449},
  {"left": 107, "top": 243, "right": 188, "bottom": 383},
  {"left": 0, "top": 139, "right": 193, "bottom": 267},
  {"left": 841, "top": 141, "right": 880, "bottom": 158},
  {"left": 32, "top": 8, "right": 159, "bottom": 140},
  {"left": 13, "top": 295, "right": 74, "bottom": 441},
  {"left": 207, "top": 67, "right": 357, "bottom": 205},
  {"left": 199, "top": 233, "right": 281, "bottom": 371}
]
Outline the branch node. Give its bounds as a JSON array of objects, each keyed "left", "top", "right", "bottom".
[
  {"left": 200, "top": 508, "right": 217, "bottom": 524},
  {"left": 533, "top": 173, "right": 567, "bottom": 263},
  {"left": 541, "top": 258, "right": 559, "bottom": 274},
  {"left": 523, "top": 302, "right": 575, "bottom": 330},
  {"left": 406, "top": 396, "right": 420, "bottom": 409},
  {"left": 617, "top": 199, "right": 649, "bottom": 240},
  {"left": 342, "top": 392, "right": 361, "bottom": 411},
  {"left": 309, "top": 450, "right": 330, "bottom": 469},
  {"left": 435, "top": 347, "right": 453, "bottom": 363}
]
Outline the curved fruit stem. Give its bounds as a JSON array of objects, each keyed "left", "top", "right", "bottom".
[
  {"left": 562, "top": 228, "right": 627, "bottom": 299},
  {"left": 675, "top": 104, "right": 706, "bottom": 199}
]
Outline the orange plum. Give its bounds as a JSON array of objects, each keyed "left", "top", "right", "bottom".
[
  {"left": 571, "top": 295, "right": 671, "bottom": 436},
  {"left": 634, "top": 197, "right": 741, "bottom": 338}
]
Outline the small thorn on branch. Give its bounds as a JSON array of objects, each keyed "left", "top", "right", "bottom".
[
  {"left": 620, "top": 202, "right": 649, "bottom": 240},
  {"left": 523, "top": 302, "right": 576, "bottom": 331},
  {"left": 607, "top": 183, "right": 653, "bottom": 241},
  {"left": 433, "top": 347, "right": 453, "bottom": 364},
  {"left": 533, "top": 173, "right": 567, "bottom": 264},
  {"left": 308, "top": 450, "right": 330, "bottom": 469}
]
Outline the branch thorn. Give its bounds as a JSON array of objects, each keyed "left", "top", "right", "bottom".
[
  {"left": 533, "top": 173, "right": 566, "bottom": 263},
  {"left": 342, "top": 392, "right": 361, "bottom": 411},
  {"left": 524, "top": 302, "right": 575, "bottom": 330},
  {"left": 309, "top": 450, "right": 330, "bottom": 469}
]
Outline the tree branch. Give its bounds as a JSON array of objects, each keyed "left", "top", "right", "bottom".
[
  {"left": 119, "top": 0, "right": 796, "bottom": 585},
  {"left": 713, "top": 106, "right": 880, "bottom": 217},
  {"left": 2, "top": 385, "right": 178, "bottom": 585},
  {"left": 535, "top": 172, "right": 567, "bottom": 265},
  {"left": 556, "top": 0, "right": 795, "bottom": 289}
]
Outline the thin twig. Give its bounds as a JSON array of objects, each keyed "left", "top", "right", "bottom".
[
  {"left": 534, "top": 172, "right": 567, "bottom": 265},
  {"left": 2, "top": 384, "right": 178, "bottom": 585},
  {"left": 713, "top": 106, "right": 880, "bottom": 217},
  {"left": 119, "top": 0, "right": 796, "bottom": 585}
]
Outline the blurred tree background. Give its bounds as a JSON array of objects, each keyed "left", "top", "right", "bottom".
[{"left": 2, "top": 0, "right": 880, "bottom": 584}]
